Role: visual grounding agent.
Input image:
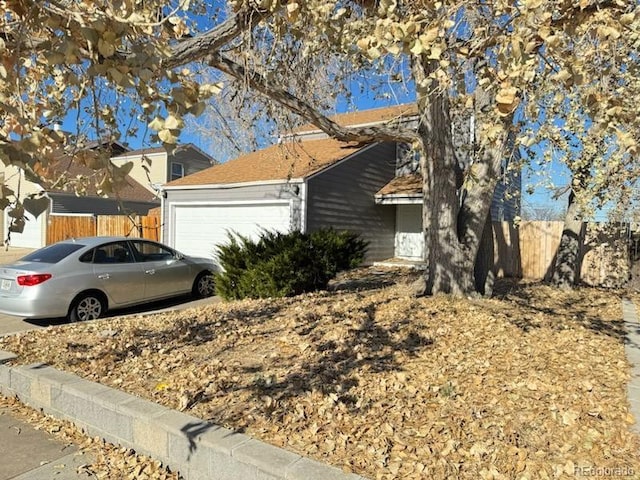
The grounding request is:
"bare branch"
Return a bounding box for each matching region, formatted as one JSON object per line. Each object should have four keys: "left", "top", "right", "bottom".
{"left": 207, "top": 52, "right": 419, "bottom": 145}
{"left": 163, "top": 7, "right": 273, "bottom": 70}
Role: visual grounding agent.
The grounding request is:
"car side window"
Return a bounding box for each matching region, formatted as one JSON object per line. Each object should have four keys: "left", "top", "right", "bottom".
{"left": 79, "top": 251, "right": 94, "bottom": 263}
{"left": 130, "top": 241, "right": 175, "bottom": 262}
{"left": 84, "top": 242, "right": 135, "bottom": 264}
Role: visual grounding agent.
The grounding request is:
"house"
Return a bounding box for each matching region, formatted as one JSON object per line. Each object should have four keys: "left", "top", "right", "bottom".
{"left": 3, "top": 159, "right": 160, "bottom": 249}
{"left": 2, "top": 142, "right": 216, "bottom": 249}
{"left": 160, "top": 105, "right": 520, "bottom": 264}
{"left": 110, "top": 144, "right": 216, "bottom": 195}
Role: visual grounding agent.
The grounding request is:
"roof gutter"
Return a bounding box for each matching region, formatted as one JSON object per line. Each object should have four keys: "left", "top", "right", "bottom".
{"left": 374, "top": 194, "right": 422, "bottom": 205}
{"left": 162, "top": 178, "right": 305, "bottom": 191}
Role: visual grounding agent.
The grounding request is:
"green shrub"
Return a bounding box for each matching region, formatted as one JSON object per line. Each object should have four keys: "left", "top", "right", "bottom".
{"left": 214, "top": 228, "right": 367, "bottom": 300}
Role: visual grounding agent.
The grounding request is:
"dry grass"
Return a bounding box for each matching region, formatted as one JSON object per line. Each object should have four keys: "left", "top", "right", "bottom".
{"left": 2, "top": 268, "right": 639, "bottom": 479}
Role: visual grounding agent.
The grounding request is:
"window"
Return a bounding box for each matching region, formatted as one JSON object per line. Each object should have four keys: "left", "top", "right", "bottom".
{"left": 170, "top": 162, "right": 184, "bottom": 181}
{"left": 130, "top": 240, "right": 175, "bottom": 262}
{"left": 81, "top": 242, "right": 134, "bottom": 264}
{"left": 22, "top": 243, "right": 85, "bottom": 264}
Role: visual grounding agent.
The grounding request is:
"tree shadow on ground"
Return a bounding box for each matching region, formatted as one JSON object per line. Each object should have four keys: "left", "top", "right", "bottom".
{"left": 221, "top": 298, "right": 433, "bottom": 425}
{"left": 328, "top": 267, "right": 422, "bottom": 293}
{"left": 64, "top": 302, "right": 287, "bottom": 366}
{"left": 490, "top": 279, "right": 629, "bottom": 342}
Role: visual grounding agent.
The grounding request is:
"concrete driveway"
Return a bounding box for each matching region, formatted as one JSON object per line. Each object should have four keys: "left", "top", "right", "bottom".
{"left": 0, "top": 246, "right": 219, "bottom": 336}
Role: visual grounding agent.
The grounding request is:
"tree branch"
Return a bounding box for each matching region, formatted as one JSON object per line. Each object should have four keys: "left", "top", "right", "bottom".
{"left": 207, "top": 52, "right": 419, "bottom": 145}
{"left": 163, "top": 6, "right": 273, "bottom": 70}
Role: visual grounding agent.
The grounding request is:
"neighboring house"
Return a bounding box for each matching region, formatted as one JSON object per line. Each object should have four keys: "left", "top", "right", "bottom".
{"left": 3, "top": 156, "right": 159, "bottom": 249}
{"left": 161, "top": 105, "right": 520, "bottom": 264}
{"left": 2, "top": 142, "right": 215, "bottom": 249}
{"left": 110, "top": 144, "right": 216, "bottom": 195}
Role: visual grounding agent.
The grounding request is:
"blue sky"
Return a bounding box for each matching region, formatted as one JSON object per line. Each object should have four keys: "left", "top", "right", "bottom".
{"left": 53, "top": 3, "right": 577, "bottom": 217}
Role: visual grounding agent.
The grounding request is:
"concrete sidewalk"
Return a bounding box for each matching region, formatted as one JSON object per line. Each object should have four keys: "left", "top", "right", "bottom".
{"left": 0, "top": 406, "right": 93, "bottom": 479}
{"left": 623, "top": 299, "right": 640, "bottom": 434}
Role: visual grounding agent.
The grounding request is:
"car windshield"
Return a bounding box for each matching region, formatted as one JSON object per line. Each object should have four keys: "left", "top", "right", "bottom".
{"left": 20, "top": 243, "right": 86, "bottom": 263}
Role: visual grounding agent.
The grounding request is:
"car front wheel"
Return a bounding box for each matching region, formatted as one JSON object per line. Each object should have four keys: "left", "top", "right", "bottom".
{"left": 69, "top": 293, "right": 105, "bottom": 322}
{"left": 193, "top": 271, "right": 215, "bottom": 298}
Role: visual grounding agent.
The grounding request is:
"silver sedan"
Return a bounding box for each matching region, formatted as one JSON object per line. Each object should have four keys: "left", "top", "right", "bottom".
{"left": 0, "top": 236, "right": 217, "bottom": 321}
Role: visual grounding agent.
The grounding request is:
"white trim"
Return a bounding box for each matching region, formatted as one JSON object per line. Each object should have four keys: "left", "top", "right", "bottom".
{"left": 160, "top": 190, "right": 165, "bottom": 244}
{"left": 162, "top": 178, "right": 304, "bottom": 191}
{"left": 303, "top": 143, "right": 379, "bottom": 182}
{"left": 49, "top": 212, "right": 94, "bottom": 217}
{"left": 375, "top": 195, "right": 422, "bottom": 205}
{"left": 169, "top": 199, "right": 291, "bottom": 207}
{"left": 111, "top": 151, "right": 166, "bottom": 162}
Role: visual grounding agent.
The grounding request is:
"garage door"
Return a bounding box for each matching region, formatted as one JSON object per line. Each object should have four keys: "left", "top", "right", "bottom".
{"left": 171, "top": 202, "right": 291, "bottom": 261}
{"left": 4, "top": 211, "right": 45, "bottom": 248}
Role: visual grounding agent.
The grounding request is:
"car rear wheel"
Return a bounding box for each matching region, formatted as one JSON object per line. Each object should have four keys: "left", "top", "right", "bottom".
{"left": 69, "top": 293, "right": 105, "bottom": 322}
{"left": 193, "top": 271, "right": 215, "bottom": 298}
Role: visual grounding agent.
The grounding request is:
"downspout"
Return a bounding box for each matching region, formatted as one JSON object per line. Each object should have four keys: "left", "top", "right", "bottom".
{"left": 159, "top": 187, "right": 166, "bottom": 244}
{"left": 300, "top": 180, "right": 308, "bottom": 233}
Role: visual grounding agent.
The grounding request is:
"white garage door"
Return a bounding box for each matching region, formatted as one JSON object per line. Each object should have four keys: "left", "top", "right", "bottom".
{"left": 171, "top": 202, "right": 291, "bottom": 261}
{"left": 4, "top": 211, "right": 44, "bottom": 248}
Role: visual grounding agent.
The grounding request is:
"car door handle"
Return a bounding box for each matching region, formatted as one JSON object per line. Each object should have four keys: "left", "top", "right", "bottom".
{"left": 145, "top": 269, "right": 156, "bottom": 275}
{"left": 98, "top": 274, "right": 110, "bottom": 280}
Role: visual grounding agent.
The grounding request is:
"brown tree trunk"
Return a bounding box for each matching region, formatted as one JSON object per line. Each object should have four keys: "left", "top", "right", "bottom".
{"left": 417, "top": 72, "right": 472, "bottom": 296}
{"left": 412, "top": 62, "right": 508, "bottom": 297}
{"left": 552, "top": 191, "right": 584, "bottom": 288}
{"left": 474, "top": 211, "right": 496, "bottom": 296}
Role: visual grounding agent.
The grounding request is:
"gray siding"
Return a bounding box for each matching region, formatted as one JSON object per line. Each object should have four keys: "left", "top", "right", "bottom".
{"left": 490, "top": 143, "right": 522, "bottom": 221}
{"left": 51, "top": 194, "right": 159, "bottom": 215}
{"left": 169, "top": 148, "right": 216, "bottom": 180}
{"left": 491, "top": 169, "right": 521, "bottom": 221}
{"left": 306, "top": 142, "right": 397, "bottom": 262}
{"left": 162, "top": 182, "right": 302, "bottom": 241}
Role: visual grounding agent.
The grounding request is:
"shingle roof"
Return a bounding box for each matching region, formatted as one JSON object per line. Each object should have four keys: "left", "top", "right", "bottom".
{"left": 165, "top": 138, "right": 363, "bottom": 187}
{"left": 165, "top": 104, "right": 419, "bottom": 188}
{"left": 295, "top": 104, "right": 418, "bottom": 133}
{"left": 38, "top": 158, "right": 158, "bottom": 203}
{"left": 376, "top": 174, "right": 422, "bottom": 196}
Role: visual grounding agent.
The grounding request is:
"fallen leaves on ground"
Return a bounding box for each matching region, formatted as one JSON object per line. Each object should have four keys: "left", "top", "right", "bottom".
{"left": 0, "top": 395, "right": 178, "bottom": 479}
{"left": 1, "top": 269, "right": 639, "bottom": 479}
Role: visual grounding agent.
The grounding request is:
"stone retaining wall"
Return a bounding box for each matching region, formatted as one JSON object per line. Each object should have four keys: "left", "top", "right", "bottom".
{"left": 0, "top": 351, "right": 363, "bottom": 480}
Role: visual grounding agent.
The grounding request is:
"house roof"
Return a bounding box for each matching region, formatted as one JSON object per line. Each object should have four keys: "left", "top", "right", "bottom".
{"left": 38, "top": 158, "right": 159, "bottom": 203}
{"left": 376, "top": 174, "right": 422, "bottom": 197}
{"left": 111, "top": 146, "right": 166, "bottom": 159}
{"left": 294, "top": 104, "right": 418, "bottom": 134}
{"left": 111, "top": 143, "right": 216, "bottom": 163}
{"left": 164, "top": 138, "right": 363, "bottom": 187}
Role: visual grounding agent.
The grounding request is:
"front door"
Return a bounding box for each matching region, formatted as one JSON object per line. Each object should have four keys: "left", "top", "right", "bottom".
{"left": 395, "top": 204, "right": 424, "bottom": 260}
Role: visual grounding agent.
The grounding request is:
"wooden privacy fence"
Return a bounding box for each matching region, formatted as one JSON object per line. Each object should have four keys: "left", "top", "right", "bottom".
{"left": 45, "top": 215, "right": 627, "bottom": 287}
{"left": 493, "top": 221, "right": 629, "bottom": 287}
{"left": 46, "top": 213, "right": 160, "bottom": 245}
